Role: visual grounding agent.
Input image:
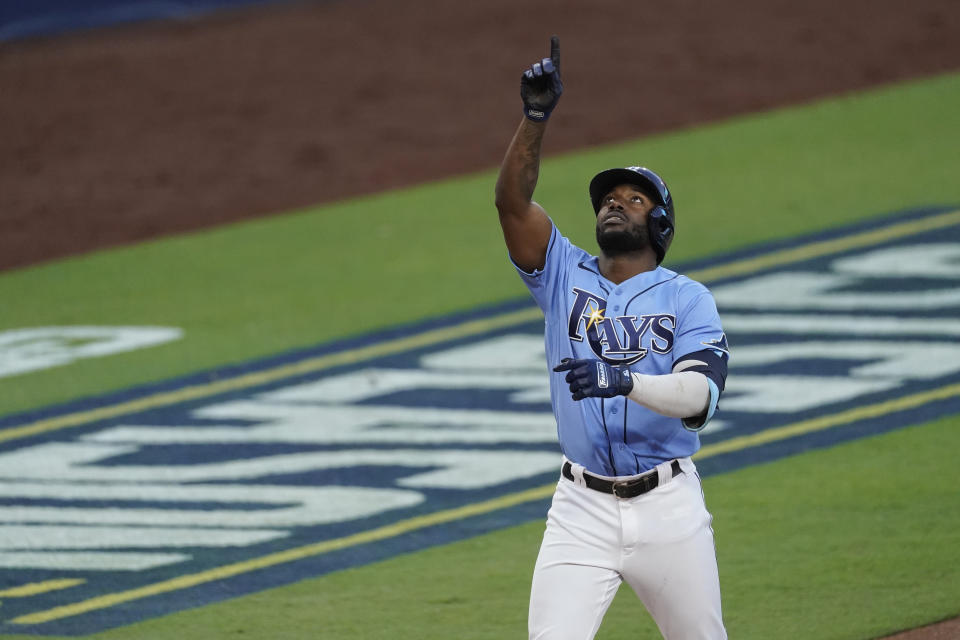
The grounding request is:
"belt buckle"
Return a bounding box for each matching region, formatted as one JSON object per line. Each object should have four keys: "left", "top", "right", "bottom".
{"left": 611, "top": 481, "right": 631, "bottom": 498}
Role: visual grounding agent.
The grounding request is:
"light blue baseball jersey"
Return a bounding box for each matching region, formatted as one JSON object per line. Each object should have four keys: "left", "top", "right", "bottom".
{"left": 516, "top": 224, "right": 728, "bottom": 477}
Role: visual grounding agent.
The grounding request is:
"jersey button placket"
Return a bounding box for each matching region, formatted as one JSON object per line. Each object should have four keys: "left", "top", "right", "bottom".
{"left": 606, "top": 289, "right": 627, "bottom": 470}
{"left": 611, "top": 289, "right": 622, "bottom": 314}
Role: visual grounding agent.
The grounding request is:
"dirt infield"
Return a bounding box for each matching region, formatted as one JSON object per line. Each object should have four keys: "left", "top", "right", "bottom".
{"left": 880, "top": 617, "right": 960, "bottom": 640}
{"left": 2, "top": 0, "right": 959, "bottom": 272}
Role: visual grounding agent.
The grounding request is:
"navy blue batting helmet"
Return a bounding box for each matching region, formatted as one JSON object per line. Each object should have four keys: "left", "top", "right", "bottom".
{"left": 588, "top": 166, "right": 675, "bottom": 264}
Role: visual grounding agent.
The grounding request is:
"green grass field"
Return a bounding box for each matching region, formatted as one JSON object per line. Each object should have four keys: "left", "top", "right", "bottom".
{"left": 2, "top": 71, "right": 959, "bottom": 638}
{"left": 2, "top": 71, "right": 959, "bottom": 418}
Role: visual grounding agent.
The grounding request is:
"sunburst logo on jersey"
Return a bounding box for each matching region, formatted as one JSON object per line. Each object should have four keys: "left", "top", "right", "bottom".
{"left": 584, "top": 303, "right": 605, "bottom": 332}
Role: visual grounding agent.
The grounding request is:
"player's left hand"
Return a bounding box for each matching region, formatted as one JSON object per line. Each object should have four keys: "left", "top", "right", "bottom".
{"left": 520, "top": 35, "right": 563, "bottom": 122}
{"left": 553, "top": 358, "right": 634, "bottom": 400}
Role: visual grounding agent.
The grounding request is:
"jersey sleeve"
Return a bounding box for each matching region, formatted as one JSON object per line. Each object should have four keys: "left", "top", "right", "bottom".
{"left": 673, "top": 280, "right": 731, "bottom": 431}
{"left": 512, "top": 223, "right": 584, "bottom": 313}
{"left": 673, "top": 281, "right": 727, "bottom": 360}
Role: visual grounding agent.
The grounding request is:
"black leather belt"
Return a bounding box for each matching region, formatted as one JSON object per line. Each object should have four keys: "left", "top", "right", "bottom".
{"left": 562, "top": 460, "right": 682, "bottom": 499}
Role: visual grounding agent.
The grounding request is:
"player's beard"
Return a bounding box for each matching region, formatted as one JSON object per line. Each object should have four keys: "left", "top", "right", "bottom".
{"left": 596, "top": 221, "right": 649, "bottom": 257}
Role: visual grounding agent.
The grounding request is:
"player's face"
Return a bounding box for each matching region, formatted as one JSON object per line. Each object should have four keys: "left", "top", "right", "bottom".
{"left": 595, "top": 184, "right": 655, "bottom": 256}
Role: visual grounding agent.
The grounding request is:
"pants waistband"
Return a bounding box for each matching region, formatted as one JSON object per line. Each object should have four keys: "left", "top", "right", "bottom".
{"left": 561, "top": 459, "right": 682, "bottom": 499}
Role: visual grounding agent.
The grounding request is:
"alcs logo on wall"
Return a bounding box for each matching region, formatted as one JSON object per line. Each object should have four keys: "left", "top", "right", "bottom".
{"left": 1, "top": 206, "right": 958, "bottom": 635}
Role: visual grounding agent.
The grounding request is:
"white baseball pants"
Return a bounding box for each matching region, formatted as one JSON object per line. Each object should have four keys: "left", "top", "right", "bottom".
{"left": 528, "top": 458, "right": 726, "bottom": 640}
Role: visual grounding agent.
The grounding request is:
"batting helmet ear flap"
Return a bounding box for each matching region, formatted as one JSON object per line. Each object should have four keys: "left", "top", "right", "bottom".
{"left": 648, "top": 206, "right": 674, "bottom": 264}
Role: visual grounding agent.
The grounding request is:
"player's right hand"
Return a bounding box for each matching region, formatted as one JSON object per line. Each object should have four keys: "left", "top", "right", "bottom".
{"left": 520, "top": 35, "right": 563, "bottom": 122}
{"left": 553, "top": 357, "right": 634, "bottom": 401}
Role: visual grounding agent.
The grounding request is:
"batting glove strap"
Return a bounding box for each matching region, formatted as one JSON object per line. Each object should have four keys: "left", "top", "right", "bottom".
{"left": 553, "top": 358, "right": 634, "bottom": 401}
{"left": 523, "top": 104, "right": 554, "bottom": 122}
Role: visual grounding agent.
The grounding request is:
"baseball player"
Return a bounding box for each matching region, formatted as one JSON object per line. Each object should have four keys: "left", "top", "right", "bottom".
{"left": 495, "top": 36, "right": 730, "bottom": 640}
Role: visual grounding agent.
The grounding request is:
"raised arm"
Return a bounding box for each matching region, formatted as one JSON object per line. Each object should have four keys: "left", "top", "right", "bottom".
{"left": 494, "top": 36, "right": 563, "bottom": 273}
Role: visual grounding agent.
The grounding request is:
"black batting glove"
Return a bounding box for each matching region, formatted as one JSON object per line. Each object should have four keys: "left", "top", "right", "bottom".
{"left": 553, "top": 358, "right": 634, "bottom": 401}
{"left": 521, "top": 35, "right": 563, "bottom": 122}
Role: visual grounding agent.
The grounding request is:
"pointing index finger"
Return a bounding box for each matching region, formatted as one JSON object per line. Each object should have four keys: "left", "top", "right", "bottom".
{"left": 550, "top": 35, "right": 560, "bottom": 73}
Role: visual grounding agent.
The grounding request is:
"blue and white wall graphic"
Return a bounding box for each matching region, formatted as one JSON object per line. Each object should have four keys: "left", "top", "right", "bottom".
{"left": 1, "top": 205, "right": 958, "bottom": 635}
